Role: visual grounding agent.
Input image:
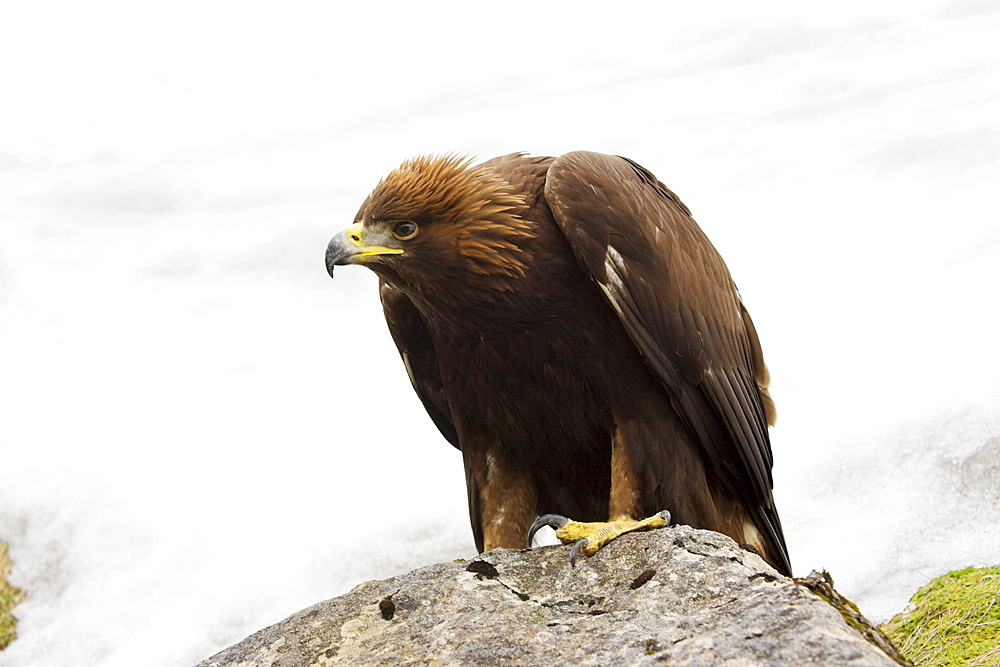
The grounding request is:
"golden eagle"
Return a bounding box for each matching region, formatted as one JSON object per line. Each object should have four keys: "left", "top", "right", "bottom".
{"left": 326, "top": 152, "right": 790, "bottom": 575}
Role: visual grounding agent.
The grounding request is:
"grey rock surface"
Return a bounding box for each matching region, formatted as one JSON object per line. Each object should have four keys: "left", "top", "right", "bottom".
{"left": 197, "top": 525, "right": 900, "bottom": 666}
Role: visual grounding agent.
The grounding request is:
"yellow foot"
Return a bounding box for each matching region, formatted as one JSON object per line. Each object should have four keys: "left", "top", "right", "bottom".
{"left": 529, "top": 510, "right": 671, "bottom": 565}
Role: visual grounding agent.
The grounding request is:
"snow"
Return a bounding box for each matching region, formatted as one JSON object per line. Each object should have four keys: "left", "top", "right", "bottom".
{"left": 1, "top": 1, "right": 999, "bottom": 664}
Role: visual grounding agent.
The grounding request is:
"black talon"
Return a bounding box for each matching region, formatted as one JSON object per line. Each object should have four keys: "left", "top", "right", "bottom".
{"left": 528, "top": 513, "right": 569, "bottom": 546}
{"left": 569, "top": 538, "right": 589, "bottom": 567}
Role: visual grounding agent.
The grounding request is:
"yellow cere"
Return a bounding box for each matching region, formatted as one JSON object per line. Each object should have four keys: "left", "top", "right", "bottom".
{"left": 344, "top": 223, "right": 405, "bottom": 258}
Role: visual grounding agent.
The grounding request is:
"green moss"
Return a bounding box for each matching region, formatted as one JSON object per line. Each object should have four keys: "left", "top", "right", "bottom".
{"left": 1, "top": 541, "right": 25, "bottom": 652}
{"left": 880, "top": 566, "right": 1000, "bottom": 667}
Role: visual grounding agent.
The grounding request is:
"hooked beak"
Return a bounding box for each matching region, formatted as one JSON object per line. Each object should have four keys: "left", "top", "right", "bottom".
{"left": 325, "top": 223, "right": 403, "bottom": 278}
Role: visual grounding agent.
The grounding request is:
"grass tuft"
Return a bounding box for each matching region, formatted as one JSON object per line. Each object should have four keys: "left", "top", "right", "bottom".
{"left": 1, "top": 541, "right": 25, "bottom": 652}
{"left": 880, "top": 566, "right": 1000, "bottom": 667}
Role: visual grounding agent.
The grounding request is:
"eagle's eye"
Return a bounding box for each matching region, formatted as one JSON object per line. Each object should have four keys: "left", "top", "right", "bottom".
{"left": 391, "top": 221, "right": 419, "bottom": 241}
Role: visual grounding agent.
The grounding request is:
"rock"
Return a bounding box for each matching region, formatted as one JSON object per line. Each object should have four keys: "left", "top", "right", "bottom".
{"left": 196, "top": 525, "right": 904, "bottom": 666}
{"left": 796, "top": 570, "right": 911, "bottom": 665}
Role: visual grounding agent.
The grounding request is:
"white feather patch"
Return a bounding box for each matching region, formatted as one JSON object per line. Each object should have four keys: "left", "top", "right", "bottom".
{"left": 603, "top": 246, "right": 628, "bottom": 293}
{"left": 401, "top": 351, "right": 417, "bottom": 387}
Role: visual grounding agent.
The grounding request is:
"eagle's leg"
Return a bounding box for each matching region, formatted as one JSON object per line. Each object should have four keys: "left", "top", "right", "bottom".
{"left": 528, "top": 421, "right": 673, "bottom": 564}
{"left": 474, "top": 444, "right": 540, "bottom": 552}
{"left": 529, "top": 511, "right": 670, "bottom": 565}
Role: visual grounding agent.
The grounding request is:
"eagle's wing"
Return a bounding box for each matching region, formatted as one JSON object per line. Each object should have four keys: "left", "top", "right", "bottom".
{"left": 380, "top": 281, "right": 487, "bottom": 549}
{"left": 544, "top": 151, "right": 789, "bottom": 574}
{"left": 379, "top": 281, "right": 460, "bottom": 450}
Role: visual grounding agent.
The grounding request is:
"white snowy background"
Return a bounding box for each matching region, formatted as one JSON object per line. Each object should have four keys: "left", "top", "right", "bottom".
{"left": 2, "top": 1, "right": 999, "bottom": 665}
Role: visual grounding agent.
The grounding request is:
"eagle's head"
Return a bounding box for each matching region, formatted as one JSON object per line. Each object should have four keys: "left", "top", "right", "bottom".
{"left": 325, "top": 155, "right": 536, "bottom": 303}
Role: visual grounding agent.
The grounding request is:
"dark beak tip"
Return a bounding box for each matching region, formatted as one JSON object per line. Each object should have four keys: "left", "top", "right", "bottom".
{"left": 325, "top": 237, "right": 344, "bottom": 279}
{"left": 324, "top": 251, "right": 336, "bottom": 279}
